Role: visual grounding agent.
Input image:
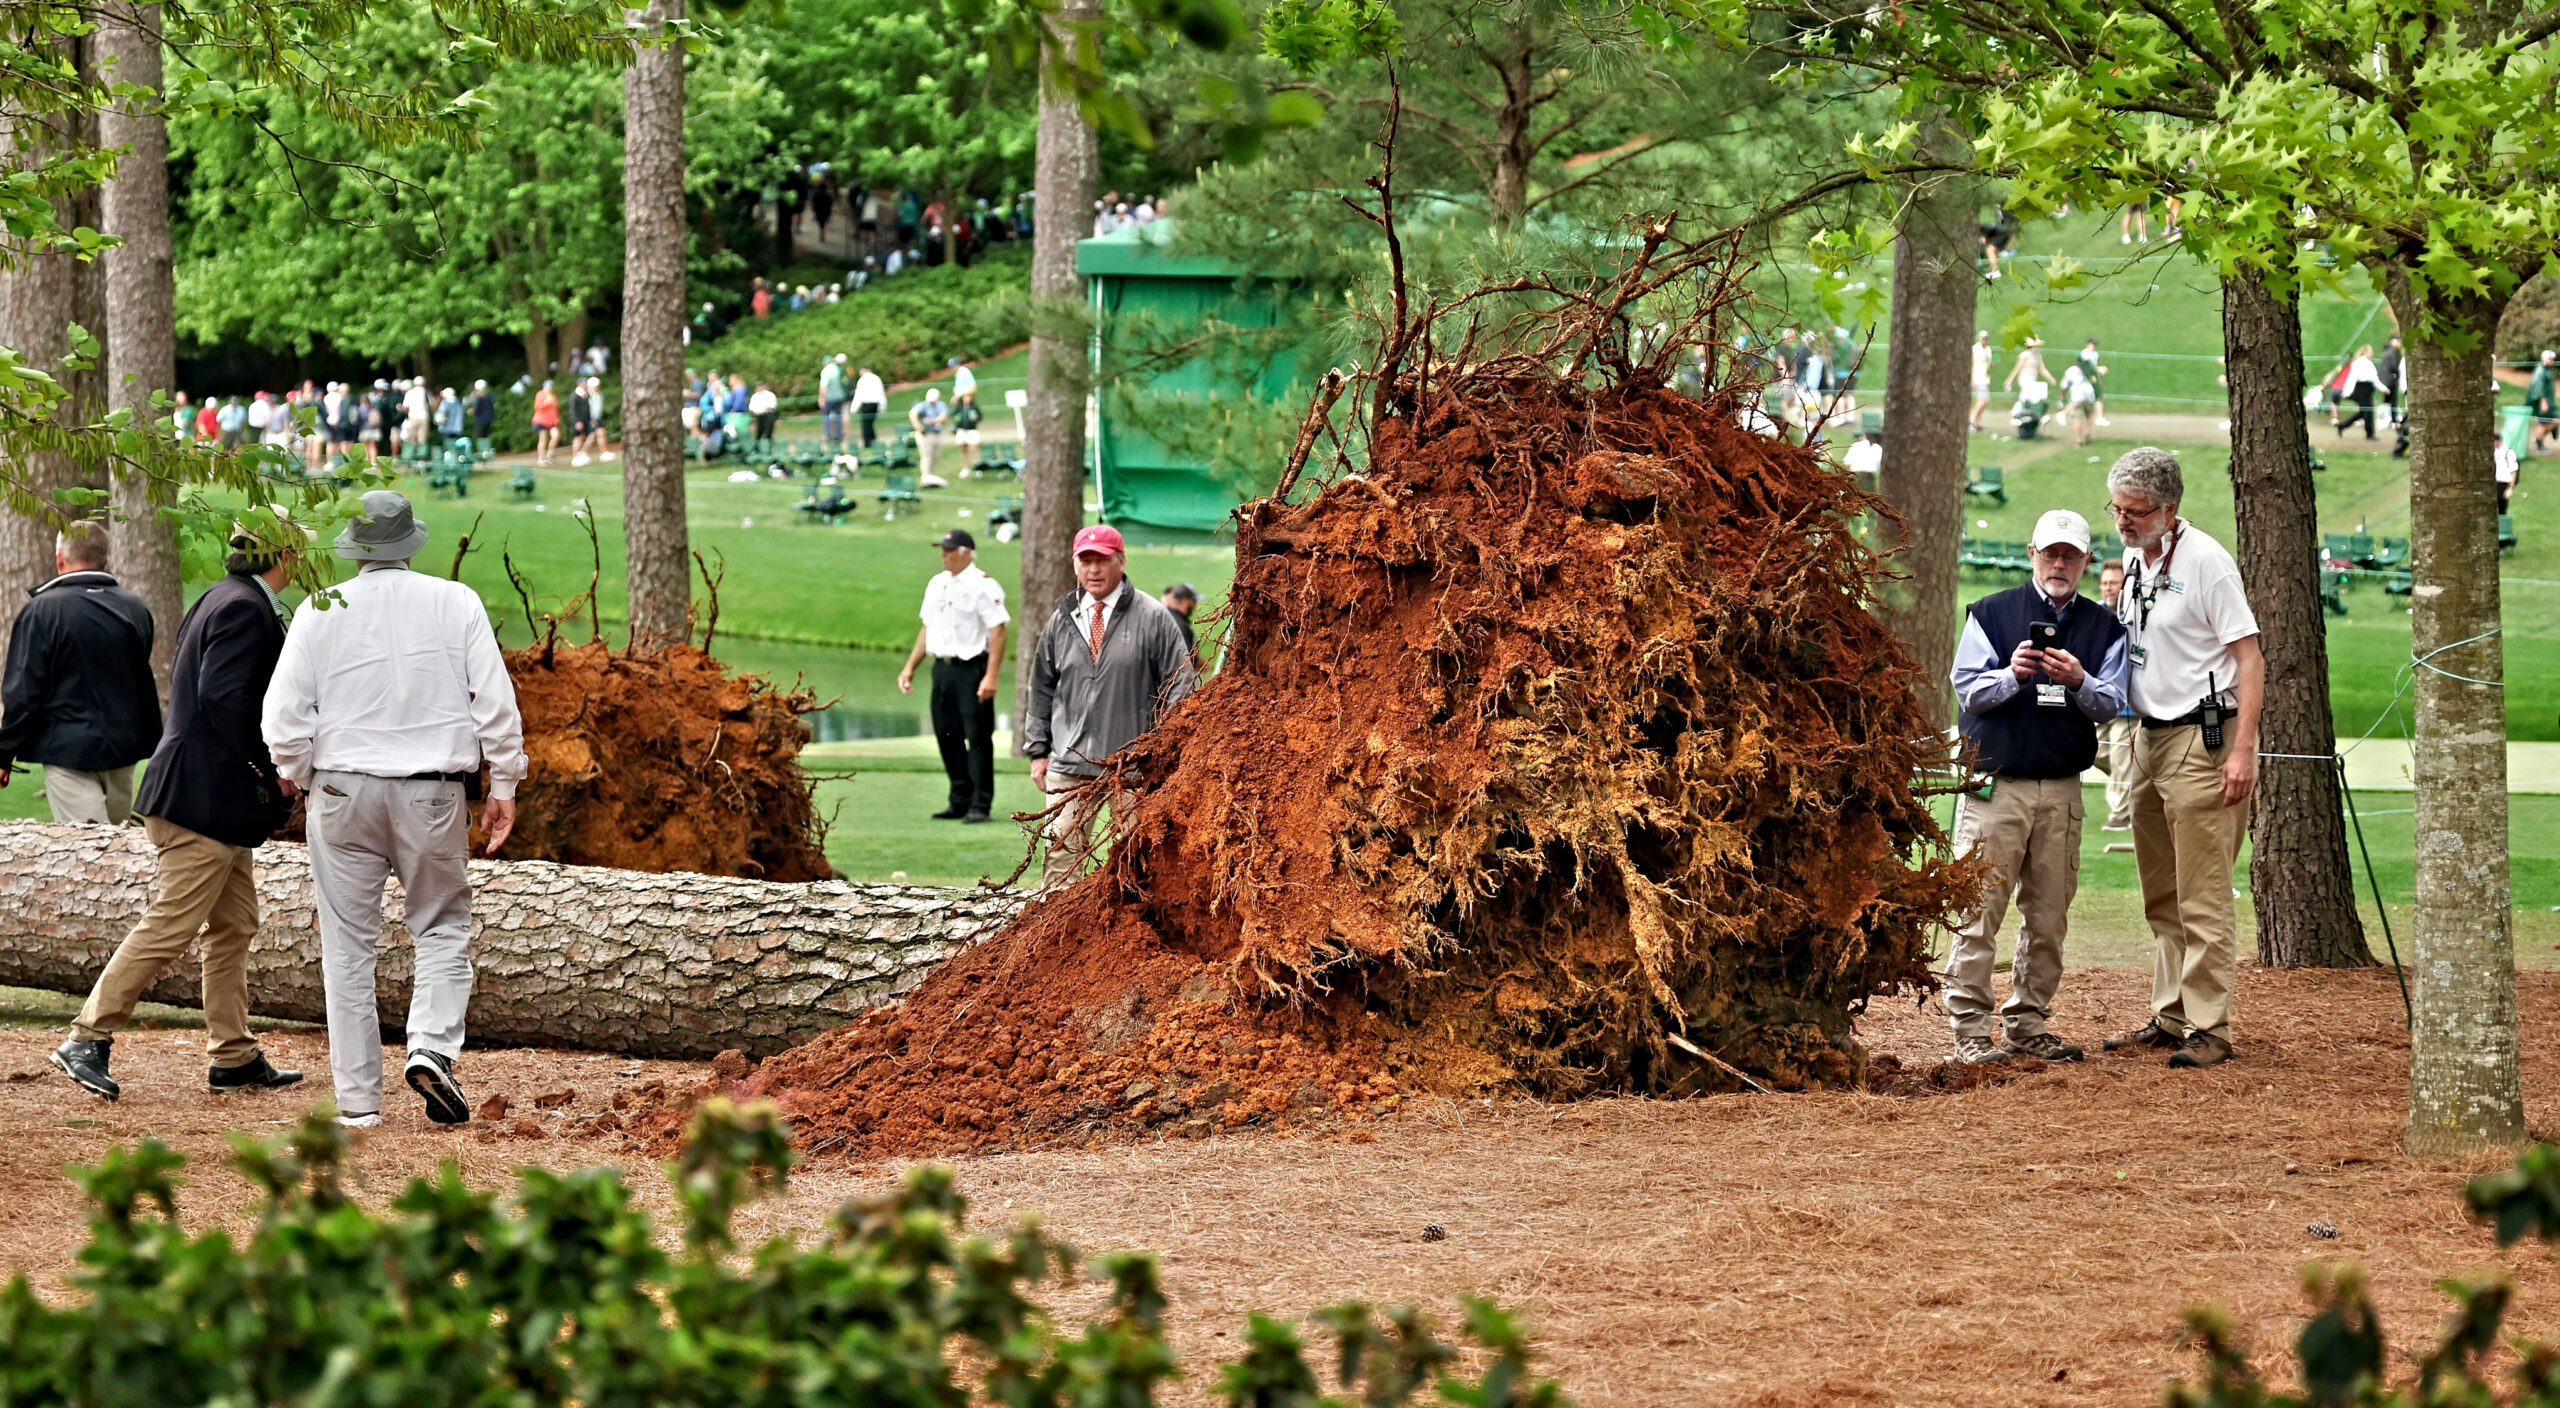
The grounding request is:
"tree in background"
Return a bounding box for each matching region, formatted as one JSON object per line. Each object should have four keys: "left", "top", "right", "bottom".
{"left": 623, "top": 0, "right": 688, "bottom": 647}
{"left": 762, "top": 0, "right": 1036, "bottom": 270}
{"left": 98, "top": 1, "right": 180, "bottom": 694}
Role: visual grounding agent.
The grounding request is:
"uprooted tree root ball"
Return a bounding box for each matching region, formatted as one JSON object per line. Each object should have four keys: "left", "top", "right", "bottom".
{"left": 493, "top": 640, "right": 835, "bottom": 881}
{"left": 643, "top": 231, "right": 1976, "bottom": 1160}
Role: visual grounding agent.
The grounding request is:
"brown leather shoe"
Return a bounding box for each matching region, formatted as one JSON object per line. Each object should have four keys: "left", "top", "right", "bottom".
{"left": 2103, "top": 1018, "right": 2183, "bottom": 1052}
{"left": 2168, "top": 1031, "right": 2235, "bottom": 1068}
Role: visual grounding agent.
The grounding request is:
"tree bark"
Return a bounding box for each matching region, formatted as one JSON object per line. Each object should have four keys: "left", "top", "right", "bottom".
{"left": 557, "top": 306, "right": 589, "bottom": 385}
{"left": 2388, "top": 284, "right": 2524, "bottom": 1155}
{"left": 98, "top": 1, "right": 181, "bottom": 701}
{"left": 522, "top": 306, "right": 553, "bottom": 387}
{"left": 621, "top": 0, "right": 689, "bottom": 647}
{"left": 1875, "top": 121, "right": 1975, "bottom": 729}
{"left": 1015, "top": 6, "right": 1099, "bottom": 745}
{"left": 2222, "top": 269, "right": 2371, "bottom": 967}
{"left": 0, "top": 823, "right": 1020, "bottom": 1058}
{"left": 0, "top": 62, "right": 84, "bottom": 665}
{"left": 1486, "top": 31, "right": 1533, "bottom": 229}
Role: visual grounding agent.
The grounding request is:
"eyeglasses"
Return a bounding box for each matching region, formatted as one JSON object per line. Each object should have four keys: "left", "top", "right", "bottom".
{"left": 2105, "top": 502, "right": 2164, "bottom": 523}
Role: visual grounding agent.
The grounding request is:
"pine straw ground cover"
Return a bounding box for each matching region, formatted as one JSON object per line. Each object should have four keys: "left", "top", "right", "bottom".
{"left": 0, "top": 966, "right": 2554, "bottom": 1404}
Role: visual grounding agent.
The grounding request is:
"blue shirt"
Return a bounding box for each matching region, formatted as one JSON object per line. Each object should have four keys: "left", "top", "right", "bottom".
{"left": 1951, "top": 588, "right": 2129, "bottom": 725}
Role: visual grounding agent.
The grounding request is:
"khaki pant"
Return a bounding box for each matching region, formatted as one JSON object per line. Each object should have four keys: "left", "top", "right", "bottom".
{"left": 44, "top": 764, "right": 135, "bottom": 826}
{"left": 1038, "top": 769, "right": 1133, "bottom": 891}
{"left": 72, "top": 816, "right": 265, "bottom": 1067}
{"left": 2129, "top": 724, "right": 2246, "bottom": 1040}
{"left": 1944, "top": 775, "right": 2082, "bottom": 1041}
{"left": 2094, "top": 716, "right": 2136, "bottom": 828}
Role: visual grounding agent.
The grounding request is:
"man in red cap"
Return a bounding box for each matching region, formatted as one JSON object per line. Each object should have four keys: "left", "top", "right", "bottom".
{"left": 1023, "top": 524, "right": 1198, "bottom": 887}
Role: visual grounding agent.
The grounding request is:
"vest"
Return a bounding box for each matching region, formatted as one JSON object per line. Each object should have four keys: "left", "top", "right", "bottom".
{"left": 1960, "top": 583, "right": 2125, "bottom": 780}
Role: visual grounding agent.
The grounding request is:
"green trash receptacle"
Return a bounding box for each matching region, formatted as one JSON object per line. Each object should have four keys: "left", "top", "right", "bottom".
{"left": 2502, "top": 403, "right": 2532, "bottom": 455}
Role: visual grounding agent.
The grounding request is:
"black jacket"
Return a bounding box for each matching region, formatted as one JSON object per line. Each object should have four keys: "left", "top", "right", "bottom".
{"left": 0, "top": 570, "right": 159, "bottom": 774}
{"left": 135, "top": 572, "right": 293, "bottom": 847}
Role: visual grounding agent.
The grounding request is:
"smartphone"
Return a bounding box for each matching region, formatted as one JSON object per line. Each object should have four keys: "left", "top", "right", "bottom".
{"left": 2029, "top": 621, "right": 2059, "bottom": 649}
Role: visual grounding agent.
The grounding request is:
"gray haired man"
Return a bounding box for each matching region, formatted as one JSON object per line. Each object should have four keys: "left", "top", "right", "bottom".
{"left": 261, "top": 491, "right": 525, "bottom": 1126}
{"left": 2098, "top": 448, "right": 2262, "bottom": 1070}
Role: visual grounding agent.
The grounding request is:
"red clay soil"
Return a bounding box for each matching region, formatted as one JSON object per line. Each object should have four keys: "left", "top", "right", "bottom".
{"left": 494, "top": 640, "right": 833, "bottom": 881}
{"left": 644, "top": 262, "right": 1975, "bottom": 1161}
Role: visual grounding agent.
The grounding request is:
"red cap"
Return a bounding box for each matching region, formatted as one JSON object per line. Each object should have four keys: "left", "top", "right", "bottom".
{"left": 1072, "top": 524, "right": 1126, "bottom": 557}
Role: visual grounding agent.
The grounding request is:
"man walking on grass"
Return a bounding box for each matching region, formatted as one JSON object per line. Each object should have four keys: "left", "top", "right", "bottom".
{"left": 0, "top": 521, "right": 159, "bottom": 825}
{"left": 50, "top": 519, "right": 308, "bottom": 1101}
{"left": 898, "top": 529, "right": 1008, "bottom": 824}
{"left": 1024, "top": 526, "right": 1198, "bottom": 889}
{"left": 261, "top": 491, "right": 524, "bottom": 1128}
{"left": 1944, "top": 509, "right": 2128, "bottom": 1066}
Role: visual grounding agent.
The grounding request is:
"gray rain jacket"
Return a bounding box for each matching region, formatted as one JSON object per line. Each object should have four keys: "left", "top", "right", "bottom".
{"left": 1023, "top": 582, "right": 1198, "bottom": 777}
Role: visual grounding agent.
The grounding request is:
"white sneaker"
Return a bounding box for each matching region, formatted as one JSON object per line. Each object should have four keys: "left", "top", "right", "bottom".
{"left": 2095, "top": 417, "right": 2111, "bottom": 426}
{"left": 571, "top": 452, "right": 591, "bottom": 467}
{"left": 601, "top": 451, "right": 617, "bottom": 461}
{"left": 337, "top": 1112, "right": 381, "bottom": 1128}
{"left": 2121, "top": 232, "right": 2132, "bottom": 244}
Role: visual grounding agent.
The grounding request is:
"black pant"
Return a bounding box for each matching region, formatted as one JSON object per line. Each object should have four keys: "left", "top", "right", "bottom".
{"left": 2340, "top": 392, "right": 2375, "bottom": 439}
{"left": 930, "top": 655, "right": 996, "bottom": 815}
{"left": 857, "top": 403, "right": 881, "bottom": 446}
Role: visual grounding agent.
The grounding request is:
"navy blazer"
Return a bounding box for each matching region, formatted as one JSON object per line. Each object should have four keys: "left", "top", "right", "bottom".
{"left": 135, "top": 572, "right": 292, "bottom": 847}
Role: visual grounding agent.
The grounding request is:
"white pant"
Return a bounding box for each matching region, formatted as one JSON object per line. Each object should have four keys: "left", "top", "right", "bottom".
{"left": 306, "top": 770, "right": 476, "bottom": 1116}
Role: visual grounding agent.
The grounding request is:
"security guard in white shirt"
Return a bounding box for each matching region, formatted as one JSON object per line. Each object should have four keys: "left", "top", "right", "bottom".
{"left": 261, "top": 491, "right": 525, "bottom": 1128}
{"left": 898, "top": 529, "right": 1009, "bottom": 822}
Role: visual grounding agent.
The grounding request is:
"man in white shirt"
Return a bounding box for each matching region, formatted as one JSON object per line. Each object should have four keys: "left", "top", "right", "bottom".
{"left": 897, "top": 528, "right": 1009, "bottom": 822}
{"left": 401, "top": 379, "right": 431, "bottom": 448}
{"left": 852, "top": 364, "right": 888, "bottom": 448}
{"left": 261, "top": 491, "right": 525, "bottom": 1128}
{"left": 2097, "top": 447, "right": 2263, "bottom": 1070}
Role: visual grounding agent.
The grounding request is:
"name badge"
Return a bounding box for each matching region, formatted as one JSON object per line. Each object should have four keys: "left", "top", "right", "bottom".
{"left": 2036, "top": 683, "right": 2068, "bottom": 708}
{"left": 2128, "top": 642, "right": 2149, "bottom": 669}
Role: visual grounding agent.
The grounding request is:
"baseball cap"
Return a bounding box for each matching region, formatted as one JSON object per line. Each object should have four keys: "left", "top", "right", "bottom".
{"left": 1072, "top": 524, "right": 1125, "bottom": 557}
{"left": 934, "top": 528, "right": 976, "bottom": 550}
{"left": 2030, "top": 509, "right": 2093, "bottom": 553}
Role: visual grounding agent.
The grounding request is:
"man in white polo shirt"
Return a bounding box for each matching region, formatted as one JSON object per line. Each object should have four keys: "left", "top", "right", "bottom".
{"left": 898, "top": 529, "right": 1008, "bottom": 823}
{"left": 2098, "top": 447, "right": 2263, "bottom": 1069}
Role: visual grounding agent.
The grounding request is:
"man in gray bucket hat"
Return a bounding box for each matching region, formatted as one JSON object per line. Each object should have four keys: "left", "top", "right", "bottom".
{"left": 261, "top": 490, "right": 525, "bottom": 1128}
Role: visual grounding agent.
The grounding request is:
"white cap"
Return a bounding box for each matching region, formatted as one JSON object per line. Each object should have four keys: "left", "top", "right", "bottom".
{"left": 2030, "top": 509, "right": 2093, "bottom": 553}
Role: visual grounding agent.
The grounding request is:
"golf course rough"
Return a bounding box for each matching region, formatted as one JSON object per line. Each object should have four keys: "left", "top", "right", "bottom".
{"left": 646, "top": 312, "right": 1977, "bottom": 1157}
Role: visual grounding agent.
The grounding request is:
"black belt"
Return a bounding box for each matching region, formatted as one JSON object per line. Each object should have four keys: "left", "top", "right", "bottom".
{"left": 2139, "top": 710, "right": 2208, "bottom": 730}
{"left": 934, "top": 653, "right": 987, "bottom": 665}
{"left": 406, "top": 769, "right": 483, "bottom": 800}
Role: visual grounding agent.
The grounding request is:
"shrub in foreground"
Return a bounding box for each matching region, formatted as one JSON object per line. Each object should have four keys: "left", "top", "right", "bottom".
{"left": 0, "top": 1100, "right": 1565, "bottom": 1408}
{"left": 2168, "top": 1143, "right": 2560, "bottom": 1406}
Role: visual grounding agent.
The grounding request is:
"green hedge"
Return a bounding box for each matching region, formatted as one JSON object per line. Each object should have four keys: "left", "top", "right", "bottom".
{"left": 0, "top": 1100, "right": 1571, "bottom": 1408}
{"left": 697, "top": 246, "right": 1032, "bottom": 396}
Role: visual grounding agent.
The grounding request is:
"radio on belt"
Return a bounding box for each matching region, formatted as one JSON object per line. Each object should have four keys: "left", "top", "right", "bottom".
{"left": 2199, "top": 670, "right": 2224, "bottom": 751}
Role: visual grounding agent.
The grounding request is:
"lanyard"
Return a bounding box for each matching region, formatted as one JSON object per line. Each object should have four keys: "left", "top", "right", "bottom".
{"left": 2124, "top": 521, "right": 2181, "bottom": 631}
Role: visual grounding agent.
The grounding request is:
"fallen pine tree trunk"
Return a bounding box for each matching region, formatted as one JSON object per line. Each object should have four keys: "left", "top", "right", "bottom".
{"left": 0, "top": 823, "right": 1021, "bottom": 1059}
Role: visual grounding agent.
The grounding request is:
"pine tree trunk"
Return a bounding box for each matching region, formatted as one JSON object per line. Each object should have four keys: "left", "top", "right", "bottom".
{"left": 0, "top": 823, "right": 1020, "bottom": 1058}
{"left": 0, "top": 74, "right": 83, "bottom": 664}
{"left": 2391, "top": 284, "right": 2523, "bottom": 1155}
{"left": 98, "top": 1, "right": 181, "bottom": 701}
{"left": 2222, "top": 269, "right": 2371, "bottom": 967}
{"left": 1875, "top": 122, "right": 1974, "bottom": 729}
{"left": 1015, "top": 5, "right": 1099, "bottom": 746}
{"left": 620, "top": 0, "right": 690, "bottom": 647}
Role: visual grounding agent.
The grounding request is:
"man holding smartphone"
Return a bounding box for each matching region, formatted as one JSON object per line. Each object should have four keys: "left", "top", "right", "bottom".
{"left": 1944, "top": 509, "right": 2129, "bottom": 1065}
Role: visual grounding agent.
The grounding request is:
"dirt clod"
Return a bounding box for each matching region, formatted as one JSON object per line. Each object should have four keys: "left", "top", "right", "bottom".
{"left": 531, "top": 1089, "right": 576, "bottom": 1110}
{"left": 496, "top": 641, "right": 831, "bottom": 880}
{"left": 710, "top": 1050, "right": 752, "bottom": 1081}
{"left": 475, "top": 1093, "right": 510, "bottom": 1121}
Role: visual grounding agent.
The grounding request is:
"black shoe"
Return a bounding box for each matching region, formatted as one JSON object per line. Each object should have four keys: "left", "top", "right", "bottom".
{"left": 928, "top": 807, "right": 968, "bottom": 821}
{"left": 50, "top": 1038, "right": 118, "bottom": 1101}
{"left": 2103, "top": 1018, "right": 2184, "bottom": 1052}
{"left": 962, "top": 811, "right": 992, "bottom": 824}
{"left": 404, "top": 1049, "right": 472, "bottom": 1125}
{"left": 210, "top": 1053, "right": 304, "bottom": 1091}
